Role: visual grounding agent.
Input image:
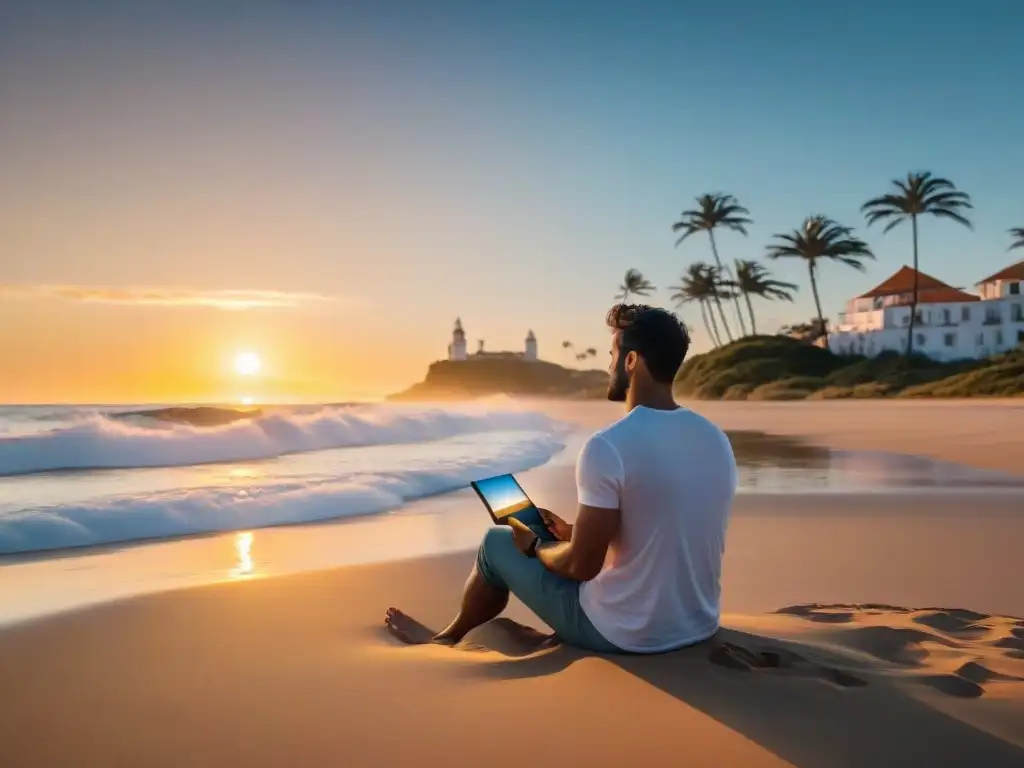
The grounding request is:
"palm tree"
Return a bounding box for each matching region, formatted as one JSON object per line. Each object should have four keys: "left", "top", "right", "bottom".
{"left": 730, "top": 259, "right": 799, "bottom": 335}
{"left": 766, "top": 216, "right": 874, "bottom": 345}
{"left": 616, "top": 268, "right": 655, "bottom": 302}
{"left": 672, "top": 193, "right": 753, "bottom": 340}
{"left": 669, "top": 262, "right": 731, "bottom": 347}
{"left": 861, "top": 172, "right": 973, "bottom": 355}
{"left": 1009, "top": 226, "right": 1024, "bottom": 251}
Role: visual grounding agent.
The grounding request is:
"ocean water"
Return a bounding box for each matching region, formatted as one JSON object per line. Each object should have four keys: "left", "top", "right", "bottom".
{"left": 3, "top": 403, "right": 1023, "bottom": 560}
{"left": 3, "top": 402, "right": 1024, "bottom": 626}
{"left": 0, "top": 402, "right": 570, "bottom": 555}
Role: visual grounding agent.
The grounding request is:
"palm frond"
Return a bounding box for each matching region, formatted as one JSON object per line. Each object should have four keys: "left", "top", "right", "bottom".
{"left": 668, "top": 261, "right": 735, "bottom": 306}
{"left": 862, "top": 171, "right": 973, "bottom": 230}
{"left": 672, "top": 192, "right": 753, "bottom": 247}
{"left": 1009, "top": 227, "right": 1024, "bottom": 251}
{"left": 732, "top": 258, "right": 799, "bottom": 300}
{"left": 766, "top": 215, "right": 874, "bottom": 269}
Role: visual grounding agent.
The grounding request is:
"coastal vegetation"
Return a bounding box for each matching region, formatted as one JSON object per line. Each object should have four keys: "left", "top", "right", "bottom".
{"left": 673, "top": 336, "right": 1024, "bottom": 400}
{"left": 388, "top": 357, "right": 608, "bottom": 401}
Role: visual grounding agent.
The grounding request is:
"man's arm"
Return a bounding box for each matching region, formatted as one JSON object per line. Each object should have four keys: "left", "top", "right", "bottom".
{"left": 535, "top": 503, "right": 620, "bottom": 581}
{"left": 536, "top": 433, "right": 623, "bottom": 581}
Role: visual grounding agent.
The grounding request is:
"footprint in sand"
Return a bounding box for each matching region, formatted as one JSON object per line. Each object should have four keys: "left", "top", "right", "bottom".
{"left": 708, "top": 641, "right": 867, "bottom": 688}
{"left": 775, "top": 604, "right": 856, "bottom": 624}
{"left": 772, "top": 603, "right": 1024, "bottom": 699}
{"left": 994, "top": 629, "right": 1024, "bottom": 659}
{"left": 912, "top": 609, "right": 990, "bottom": 636}
{"left": 920, "top": 662, "right": 1024, "bottom": 699}
{"left": 842, "top": 625, "right": 962, "bottom": 666}
{"left": 465, "top": 618, "right": 561, "bottom": 656}
{"left": 920, "top": 674, "right": 985, "bottom": 698}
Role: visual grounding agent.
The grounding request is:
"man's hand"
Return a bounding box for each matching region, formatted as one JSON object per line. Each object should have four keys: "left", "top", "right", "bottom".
{"left": 538, "top": 508, "right": 572, "bottom": 542}
{"left": 508, "top": 518, "right": 538, "bottom": 554}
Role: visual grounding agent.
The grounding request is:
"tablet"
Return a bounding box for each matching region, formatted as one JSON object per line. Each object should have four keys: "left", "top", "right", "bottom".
{"left": 470, "top": 473, "right": 553, "bottom": 538}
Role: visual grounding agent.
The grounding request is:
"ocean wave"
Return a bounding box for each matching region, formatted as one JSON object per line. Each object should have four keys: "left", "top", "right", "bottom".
{"left": 0, "top": 429, "right": 565, "bottom": 554}
{"left": 111, "top": 406, "right": 266, "bottom": 427}
{"left": 0, "top": 403, "right": 563, "bottom": 477}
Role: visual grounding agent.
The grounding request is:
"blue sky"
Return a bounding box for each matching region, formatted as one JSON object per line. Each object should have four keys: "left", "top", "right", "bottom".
{"left": 1, "top": 1, "right": 1022, "bottom": 399}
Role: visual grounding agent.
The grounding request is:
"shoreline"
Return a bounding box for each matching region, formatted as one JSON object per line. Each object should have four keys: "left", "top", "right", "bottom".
{"left": 2, "top": 399, "right": 1024, "bottom": 766}
{"left": 3, "top": 487, "right": 1023, "bottom": 627}
{"left": 4, "top": 399, "right": 1024, "bottom": 626}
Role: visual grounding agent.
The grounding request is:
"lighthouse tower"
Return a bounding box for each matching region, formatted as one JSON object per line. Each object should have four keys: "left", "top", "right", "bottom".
{"left": 448, "top": 318, "right": 468, "bottom": 361}
{"left": 524, "top": 329, "right": 538, "bottom": 361}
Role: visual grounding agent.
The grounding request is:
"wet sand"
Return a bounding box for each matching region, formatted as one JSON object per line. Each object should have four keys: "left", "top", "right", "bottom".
{"left": 554, "top": 398, "right": 1024, "bottom": 477}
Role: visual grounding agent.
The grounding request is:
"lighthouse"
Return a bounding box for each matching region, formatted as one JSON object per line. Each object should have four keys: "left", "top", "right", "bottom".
{"left": 524, "top": 330, "right": 538, "bottom": 361}
{"left": 448, "top": 318, "right": 468, "bottom": 361}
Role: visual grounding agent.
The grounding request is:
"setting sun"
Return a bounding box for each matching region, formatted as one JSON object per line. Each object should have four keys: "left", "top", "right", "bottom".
{"left": 234, "top": 352, "right": 262, "bottom": 377}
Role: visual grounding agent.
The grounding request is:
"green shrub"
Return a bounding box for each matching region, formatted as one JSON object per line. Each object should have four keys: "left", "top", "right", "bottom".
{"left": 851, "top": 381, "right": 897, "bottom": 398}
{"left": 807, "top": 385, "right": 855, "bottom": 400}
{"left": 721, "top": 383, "right": 753, "bottom": 400}
{"left": 900, "top": 357, "right": 1024, "bottom": 397}
{"left": 675, "top": 336, "right": 842, "bottom": 398}
{"left": 673, "top": 335, "right": 1022, "bottom": 400}
{"left": 747, "top": 376, "right": 824, "bottom": 401}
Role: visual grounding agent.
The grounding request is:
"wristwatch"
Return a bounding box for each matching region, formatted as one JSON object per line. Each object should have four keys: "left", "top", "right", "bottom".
{"left": 525, "top": 535, "right": 540, "bottom": 558}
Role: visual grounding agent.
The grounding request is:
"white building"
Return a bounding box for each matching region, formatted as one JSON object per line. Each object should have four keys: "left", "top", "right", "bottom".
{"left": 830, "top": 260, "right": 1024, "bottom": 360}
{"left": 446, "top": 318, "right": 539, "bottom": 362}
{"left": 447, "top": 317, "right": 468, "bottom": 361}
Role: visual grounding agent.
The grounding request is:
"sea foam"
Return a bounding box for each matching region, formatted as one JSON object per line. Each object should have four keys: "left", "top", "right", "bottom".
{"left": 0, "top": 403, "right": 570, "bottom": 554}
{"left": 0, "top": 403, "right": 561, "bottom": 477}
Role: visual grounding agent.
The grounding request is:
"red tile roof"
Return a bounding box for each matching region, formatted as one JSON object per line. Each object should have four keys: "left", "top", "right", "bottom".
{"left": 879, "top": 287, "right": 980, "bottom": 305}
{"left": 977, "top": 259, "right": 1024, "bottom": 284}
{"left": 857, "top": 266, "right": 955, "bottom": 298}
{"left": 915, "top": 288, "right": 980, "bottom": 304}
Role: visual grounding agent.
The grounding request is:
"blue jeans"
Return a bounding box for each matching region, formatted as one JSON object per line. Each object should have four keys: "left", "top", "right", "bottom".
{"left": 475, "top": 526, "right": 622, "bottom": 654}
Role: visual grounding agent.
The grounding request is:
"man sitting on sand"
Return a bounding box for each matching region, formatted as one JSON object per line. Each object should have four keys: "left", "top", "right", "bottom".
{"left": 385, "top": 304, "right": 737, "bottom": 653}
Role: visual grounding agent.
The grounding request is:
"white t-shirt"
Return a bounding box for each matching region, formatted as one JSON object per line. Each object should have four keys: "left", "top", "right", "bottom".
{"left": 577, "top": 406, "right": 737, "bottom": 653}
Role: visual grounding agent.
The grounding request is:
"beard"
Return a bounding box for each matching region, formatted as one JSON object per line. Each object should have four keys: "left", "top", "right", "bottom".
{"left": 606, "top": 358, "right": 629, "bottom": 402}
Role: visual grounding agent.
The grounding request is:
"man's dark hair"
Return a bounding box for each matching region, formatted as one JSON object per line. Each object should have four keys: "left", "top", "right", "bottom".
{"left": 606, "top": 303, "right": 691, "bottom": 384}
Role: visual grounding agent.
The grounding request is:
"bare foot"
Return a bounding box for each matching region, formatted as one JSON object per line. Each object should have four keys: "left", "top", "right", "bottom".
{"left": 384, "top": 608, "right": 449, "bottom": 645}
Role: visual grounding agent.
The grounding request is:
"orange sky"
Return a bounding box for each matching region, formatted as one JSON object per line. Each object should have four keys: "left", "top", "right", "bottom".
{"left": 0, "top": 295, "right": 440, "bottom": 403}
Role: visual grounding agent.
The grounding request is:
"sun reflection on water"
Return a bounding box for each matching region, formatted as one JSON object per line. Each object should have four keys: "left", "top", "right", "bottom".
{"left": 230, "top": 531, "right": 255, "bottom": 579}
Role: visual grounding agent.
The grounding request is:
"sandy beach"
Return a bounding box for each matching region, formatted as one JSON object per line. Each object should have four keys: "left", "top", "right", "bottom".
{"left": 1, "top": 399, "right": 1023, "bottom": 767}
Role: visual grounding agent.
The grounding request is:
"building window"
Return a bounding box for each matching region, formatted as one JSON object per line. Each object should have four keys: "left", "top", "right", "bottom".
{"left": 961, "top": 306, "right": 971, "bottom": 322}
{"left": 976, "top": 333, "right": 984, "bottom": 345}
{"left": 943, "top": 333, "right": 955, "bottom": 347}
{"left": 1013, "top": 304, "right": 1023, "bottom": 322}
{"left": 1011, "top": 282, "right": 1021, "bottom": 296}
{"left": 942, "top": 309, "right": 951, "bottom": 325}
{"left": 915, "top": 333, "right": 926, "bottom": 347}
{"left": 996, "top": 330, "right": 1004, "bottom": 346}
{"left": 902, "top": 315, "right": 909, "bottom": 326}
